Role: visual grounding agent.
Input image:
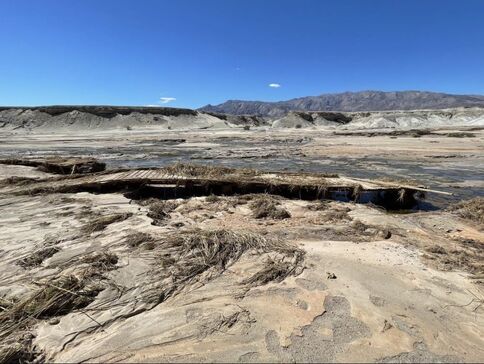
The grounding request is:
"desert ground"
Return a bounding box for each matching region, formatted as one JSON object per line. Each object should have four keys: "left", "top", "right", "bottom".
{"left": 0, "top": 108, "right": 483, "bottom": 363}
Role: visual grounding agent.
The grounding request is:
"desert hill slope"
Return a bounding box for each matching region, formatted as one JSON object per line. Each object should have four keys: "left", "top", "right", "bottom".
{"left": 1, "top": 105, "right": 484, "bottom": 132}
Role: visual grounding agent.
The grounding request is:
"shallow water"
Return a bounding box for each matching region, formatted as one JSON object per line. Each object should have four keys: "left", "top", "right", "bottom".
{"left": 105, "top": 154, "right": 482, "bottom": 209}
{"left": 1, "top": 135, "right": 481, "bottom": 208}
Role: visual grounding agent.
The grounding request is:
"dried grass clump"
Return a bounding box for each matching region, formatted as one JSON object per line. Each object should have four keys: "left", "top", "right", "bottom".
{"left": 163, "top": 163, "right": 259, "bottom": 179}
{"left": 0, "top": 344, "right": 33, "bottom": 364}
{"left": 205, "top": 194, "right": 220, "bottom": 203}
{"left": 243, "top": 258, "right": 302, "bottom": 287}
{"left": 421, "top": 237, "right": 484, "bottom": 275}
{"left": 163, "top": 163, "right": 236, "bottom": 178}
{"left": 0, "top": 275, "right": 101, "bottom": 341}
{"left": 150, "top": 229, "right": 304, "bottom": 302}
{"left": 17, "top": 246, "right": 60, "bottom": 268}
{"left": 445, "top": 132, "right": 475, "bottom": 138}
{"left": 319, "top": 207, "right": 351, "bottom": 223}
{"left": 82, "top": 252, "right": 118, "bottom": 271}
{"left": 0, "top": 334, "right": 43, "bottom": 364}
{"left": 125, "top": 231, "right": 154, "bottom": 248}
{"left": 307, "top": 200, "right": 331, "bottom": 211}
{"left": 428, "top": 249, "right": 483, "bottom": 275}
{"left": 350, "top": 219, "right": 369, "bottom": 232}
{"left": 147, "top": 200, "right": 178, "bottom": 225}
{"left": 425, "top": 245, "right": 447, "bottom": 254}
{"left": 448, "top": 197, "right": 483, "bottom": 225}
{"left": 82, "top": 213, "right": 132, "bottom": 234}
{"left": 233, "top": 194, "right": 261, "bottom": 205}
{"left": 249, "top": 195, "right": 291, "bottom": 219}
{"left": 0, "top": 176, "right": 37, "bottom": 187}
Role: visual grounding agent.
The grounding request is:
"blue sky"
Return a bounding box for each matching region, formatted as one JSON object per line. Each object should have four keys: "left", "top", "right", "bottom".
{"left": 1, "top": 0, "right": 484, "bottom": 108}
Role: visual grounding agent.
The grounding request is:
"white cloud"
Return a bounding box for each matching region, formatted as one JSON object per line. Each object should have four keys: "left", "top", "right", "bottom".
{"left": 144, "top": 104, "right": 159, "bottom": 107}
{"left": 159, "top": 97, "right": 176, "bottom": 104}
{"left": 269, "top": 83, "right": 281, "bottom": 88}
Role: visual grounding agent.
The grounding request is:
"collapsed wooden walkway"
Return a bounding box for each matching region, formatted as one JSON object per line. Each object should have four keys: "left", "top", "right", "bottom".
{"left": 0, "top": 163, "right": 450, "bottom": 209}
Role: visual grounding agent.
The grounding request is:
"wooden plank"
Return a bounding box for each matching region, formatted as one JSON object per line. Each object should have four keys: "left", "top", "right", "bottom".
{"left": 347, "top": 177, "right": 453, "bottom": 196}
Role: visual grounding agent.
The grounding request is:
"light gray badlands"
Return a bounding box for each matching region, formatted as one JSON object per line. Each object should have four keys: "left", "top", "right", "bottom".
{"left": 1, "top": 105, "right": 484, "bottom": 132}
{"left": 0, "top": 105, "right": 482, "bottom": 363}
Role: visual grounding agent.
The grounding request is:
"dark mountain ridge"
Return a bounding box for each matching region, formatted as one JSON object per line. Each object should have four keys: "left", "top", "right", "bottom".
{"left": 199, "top": 90, "right": 484, "bottom": 116}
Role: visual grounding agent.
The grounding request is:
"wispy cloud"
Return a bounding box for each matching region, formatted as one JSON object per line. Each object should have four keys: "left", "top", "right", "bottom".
{"left": 159, "top": 97, "right": 176, "bottom": 104}
{"left": 269, "top": 83, "right": 281, "bottom": 88}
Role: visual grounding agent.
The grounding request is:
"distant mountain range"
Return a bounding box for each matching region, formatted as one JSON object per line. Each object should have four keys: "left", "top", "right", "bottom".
{"left": 199, "top": 91, "right": 484, "bottom": 116}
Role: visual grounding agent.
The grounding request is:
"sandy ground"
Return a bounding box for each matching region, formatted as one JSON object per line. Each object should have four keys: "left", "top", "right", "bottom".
{"left": 0, "top": 127, "right": 483, "bottom": 363}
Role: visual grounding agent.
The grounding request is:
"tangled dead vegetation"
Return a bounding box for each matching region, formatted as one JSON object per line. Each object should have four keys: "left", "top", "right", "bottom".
{"left": 17, "top": 246, "right": 60, "bottom": 268}
{"left": 162, "top": 163, "right": 259, "bottom": 180}
{"left": 300, "top": 204, "right": 392, "bottom": 241}
{"left": 146, "top": 229, "right": 304, "bottom": 303}
{"left": 318, "top": 206, "right": 352, "bottom": 223}
{"left": 0, "top": 275, "right": 101, "bottom": 342}
{"left": 146, "top": 200, "right": 178, "bottom": 225}
{"left": 242, "top": 258, "right": 303, "bottom": 287}
{"left": 249, "top": 195, "right": 291, "bottom": 219}
{"left": 197, "top": 309, "right": 254, "bottom": 339}
{"left": 445, "top": 132, "right": 476, "bottom": 138}
{"left": 425, "top": 245, "right": 447, "bottom": 254}
{"left": 448, "top": 197, "right": 483, "bottom": 226}
{"left": 81, "top": 252, "right": 118, "bottom": 272}
{"left": 125, "top": 231, "right": 155, "bottom": 248}
{"left": 0, "top": 333, "right": 44, "bottom": 364}
{"left": 81, "top": 213, "right": 132, "bottom": 234}
{"left": 423, "top": 239, "right": 484, "bottom": 275}
{"left": 307, "top": 200, "right": 331, "bottom": 211}
{"left": 0, "top": 176, "right": 38, "bottom": 187}
{"left": 205, "top": 194, "right": 220, "bottom": 203}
